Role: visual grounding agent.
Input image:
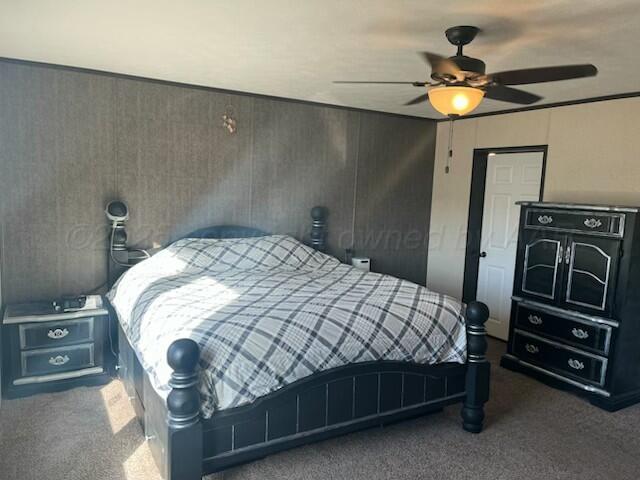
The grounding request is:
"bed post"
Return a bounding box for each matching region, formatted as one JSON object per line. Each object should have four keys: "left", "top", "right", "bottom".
{"left": 310, "top": 206, "right": 327, "bottom": 252}
{"left": 461, "top": 301, "right": 490, "bottom": 433}
{"left": 167, "top": 339, "right": 203, "bottom": 480}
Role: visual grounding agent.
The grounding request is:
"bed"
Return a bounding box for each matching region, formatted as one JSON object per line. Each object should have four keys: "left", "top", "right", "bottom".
{"left": 106, "top": 207, "right": 490, "bottom": 480}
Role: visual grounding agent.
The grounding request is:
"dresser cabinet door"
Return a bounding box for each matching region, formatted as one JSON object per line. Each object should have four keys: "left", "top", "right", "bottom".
{"left": 516, "top": 231, "right": 564, "bottom": 302}
{"left": 562, "top": 235, "right": 619, "bottom": 315}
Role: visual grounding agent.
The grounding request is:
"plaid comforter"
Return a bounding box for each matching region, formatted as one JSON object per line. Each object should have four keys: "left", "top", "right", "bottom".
{"left": 108, "top": 235, "right": 467, "bottom": 417}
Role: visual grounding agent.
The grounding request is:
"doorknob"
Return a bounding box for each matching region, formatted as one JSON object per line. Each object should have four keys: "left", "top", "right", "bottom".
{"left": 479, "top": 251, "right": 487, "bottom": 258}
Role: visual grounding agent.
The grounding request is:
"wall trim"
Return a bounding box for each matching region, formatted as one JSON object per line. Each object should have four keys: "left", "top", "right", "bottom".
{"left": 435, "top": 91, "right": 640, "bottom": 122}
{"left": 0, "top": 56, "right": 435, "bottom": 123}
{"left": 461, "top": 145, "right": 548, "bottom": 304}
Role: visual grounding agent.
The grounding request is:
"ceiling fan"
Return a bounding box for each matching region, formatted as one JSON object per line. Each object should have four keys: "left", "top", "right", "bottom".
{"left": 335, "top": 26, "right": 598, "bottom": 116}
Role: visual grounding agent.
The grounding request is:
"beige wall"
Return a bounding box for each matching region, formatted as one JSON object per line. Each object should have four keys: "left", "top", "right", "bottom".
{"left": 427, "top": 97, "right": 640, "bottom": 299}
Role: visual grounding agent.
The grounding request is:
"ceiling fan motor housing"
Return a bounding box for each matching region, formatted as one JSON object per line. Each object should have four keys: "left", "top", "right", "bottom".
{"left": 431, "top": 55, "right": 486, "bottom": 83}
{"left": 432, "top": 26, "right": 486, "bottom": 83}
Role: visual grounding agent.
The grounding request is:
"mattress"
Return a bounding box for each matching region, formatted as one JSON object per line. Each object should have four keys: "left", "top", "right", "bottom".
{"left": 107, "top": 235, "right": 467, "bottom": 418}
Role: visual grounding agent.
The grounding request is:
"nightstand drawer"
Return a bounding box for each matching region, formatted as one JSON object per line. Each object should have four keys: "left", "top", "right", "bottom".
{"left": 19, "top": 317, "right": 96, "bottom": 350}
{"left": 513, "top": 330, "right": 607, "bottom": 386}
{"left": 20, "top": 343, "right": 95, "bottom": 377}
{"left": 514, "top": 304, "right": 612, "bottom": 355}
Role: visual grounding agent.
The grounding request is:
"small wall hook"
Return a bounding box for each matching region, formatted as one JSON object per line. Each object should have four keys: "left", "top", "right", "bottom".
{"left": 222, "top": 106, "right": 237, "bottom": 134}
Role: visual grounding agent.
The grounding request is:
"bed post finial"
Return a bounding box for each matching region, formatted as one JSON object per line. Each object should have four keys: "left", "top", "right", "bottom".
{"left": 310, "top": 206, "right": 328, "bottom": 252}
{"left": 166, "top": 339, "right": 203, "bottom": 480}
{"left": 461, "top": 301, "right": 490, "bottom": 434}
{"left": 167, "top": 339, "right": 200, "bottom": 428}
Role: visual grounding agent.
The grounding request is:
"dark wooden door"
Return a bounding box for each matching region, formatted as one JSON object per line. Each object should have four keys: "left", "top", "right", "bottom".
{"left": 561, "top": 235, "right": 620, "bottom": 315}
{"left": 515, "top": 230, "right": 566, "bottom": 303}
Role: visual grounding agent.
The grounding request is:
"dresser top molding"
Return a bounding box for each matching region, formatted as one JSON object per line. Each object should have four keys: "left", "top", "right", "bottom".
{"left": 517, "top": 201, "right": 639, "bottom": 213}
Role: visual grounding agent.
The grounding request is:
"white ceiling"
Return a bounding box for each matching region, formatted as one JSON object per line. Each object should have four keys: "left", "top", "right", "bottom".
{"left": 1, "top": 0, "right": 639, "bottom": 118}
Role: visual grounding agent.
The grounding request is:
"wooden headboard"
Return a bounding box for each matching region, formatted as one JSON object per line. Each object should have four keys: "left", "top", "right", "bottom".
{"left": 181, "top": 225, "right": 267, "bottom": 240}
{"left": 107, "top": 206, "right": 328, "bottom": 287}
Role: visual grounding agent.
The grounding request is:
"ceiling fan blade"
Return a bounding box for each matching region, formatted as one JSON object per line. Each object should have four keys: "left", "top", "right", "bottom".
{"left": 484, "top": 85, "right": 542, "bottom": 105}
{"left": 488, "top": 64, "right": 597, "bottom": 86}
{"left": 333, "top": 81, "right": 427, "bottom": 85}
{"left": 419, "top": 51, "right": 460, "bottom": 76}
{"left": 404, "top": 93, "right": 429, "bottom": 106}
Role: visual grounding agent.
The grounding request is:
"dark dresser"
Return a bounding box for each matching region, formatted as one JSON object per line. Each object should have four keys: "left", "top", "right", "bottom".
{"left": 501, "top": 202, "right": 640, "bottom": 411}
{"left": 2, "top": 295, "right": 113, "bottom": 398}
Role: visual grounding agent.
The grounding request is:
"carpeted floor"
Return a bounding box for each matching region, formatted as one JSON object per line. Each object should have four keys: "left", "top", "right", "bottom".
{"left": 1, "top": 339, "right": 639, "bottom": 480}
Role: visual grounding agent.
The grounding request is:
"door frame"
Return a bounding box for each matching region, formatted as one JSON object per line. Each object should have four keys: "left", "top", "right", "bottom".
{"left": 462, "top": 145, "right": 548, "bottom": 304}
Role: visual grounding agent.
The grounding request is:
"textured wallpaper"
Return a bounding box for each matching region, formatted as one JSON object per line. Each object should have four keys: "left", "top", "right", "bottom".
{"left": 0, "top": 60, "right": 436, "bottom": 303}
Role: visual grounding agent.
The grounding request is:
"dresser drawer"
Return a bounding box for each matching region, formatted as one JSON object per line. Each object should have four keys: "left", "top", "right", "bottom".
{"left": 19, "top": 317, "right": 96, "bottom": 350}
{"left": 20, "top": 343, "right": 95, "bottom": 377}
{"left": 512, "top": 330, "right": 607, "bottom": 386}
{"left": 514, "top": 304, "right": 612, "bottom": 355}
{"left": 524, "top": 209, "right": 624, "bottom": 237}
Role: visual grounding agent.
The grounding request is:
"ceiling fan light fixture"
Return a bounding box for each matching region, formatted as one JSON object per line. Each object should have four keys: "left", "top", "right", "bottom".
{"left": 428, "top": 86, "right": 484, "bottom": 116}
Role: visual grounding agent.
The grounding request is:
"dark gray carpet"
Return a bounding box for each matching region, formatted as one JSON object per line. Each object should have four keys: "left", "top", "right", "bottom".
{"left": 1, "top": 339, "right": 639, "bottom": 480}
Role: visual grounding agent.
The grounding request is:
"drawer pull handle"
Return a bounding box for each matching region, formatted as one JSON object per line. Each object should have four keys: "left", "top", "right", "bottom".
{"left": 47, "top": 328, "right": 69, "bottom": 340}
{"left": 584, "top": 218, "right": 603, "bottom": 229}
{"left": 537, "top": 215, "right": 553, "bottom": 225}
{"left": 571, "top": 328, "right": 589, "bottom": 340}
{"left": 525, "top": 343, "right": 539, "bottom": 354}
{"left": 48, "top": 355, "right": 70, "bottom": 366}
{"left": 528, "top": 314, "right": 543, "bottom": 326}
{"left": 568, "top": 358, "right": 585, "bottom": 370}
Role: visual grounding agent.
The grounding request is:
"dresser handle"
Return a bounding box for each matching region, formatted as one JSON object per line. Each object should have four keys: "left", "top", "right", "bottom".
{"left": 525, "top": 343, "right": 539, "bottom": 354}
{"left": 528, "top": 314, "right": 543, "bottom": 326}
{"left": 48, "top": 355, "right": 70, "bottom": 366}
{"left": 568, "top": 358, "right": 585, "bottom": 370}
{"left": 47, "top": 328, "right": 69, "bottom": 340}
{"left": 571, "top": 328, "right": 589, "bottom": 340}
{"left": 584, "top": 218, "right": 603, "bottom": 229}
{"left": 537, "top": 215, "right": 553, "bottom": 225}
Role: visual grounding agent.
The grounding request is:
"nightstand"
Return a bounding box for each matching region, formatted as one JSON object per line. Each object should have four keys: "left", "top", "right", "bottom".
{"left": 2, "top": 295, "right": 114, "bottom": 398}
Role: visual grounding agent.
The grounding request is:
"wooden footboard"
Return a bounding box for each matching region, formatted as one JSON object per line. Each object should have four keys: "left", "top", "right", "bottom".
{"left": 142, "top": 301, "right": 488, "bottom": 479}
{"left": 117, "top": 301, "right": 490, "bottom": 480}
